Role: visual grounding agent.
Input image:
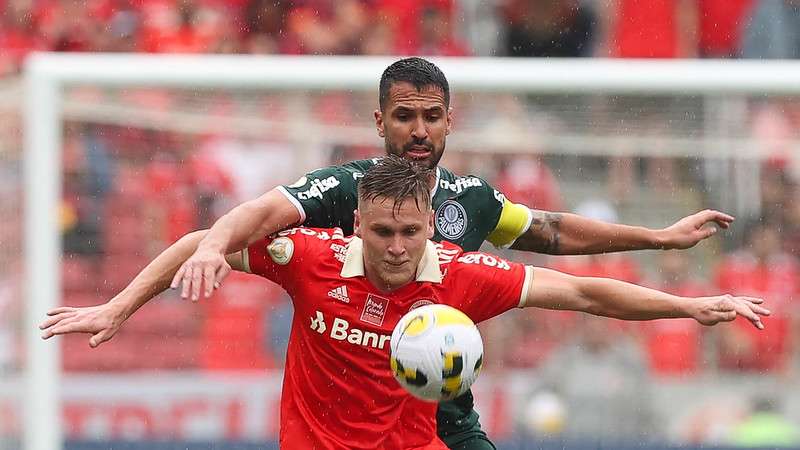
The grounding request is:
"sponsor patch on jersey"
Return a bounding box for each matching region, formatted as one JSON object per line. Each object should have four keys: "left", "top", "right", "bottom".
{"left": 287, "top": 176, "right": 308, "bottom": 189}
{"left": 361, "top": 294, "right": 389, "bottom": 326}
{"left": 267, "top": 237, "right": 294, "bottom": 265}
{"left": 435, "top": 200, "right": 468, "bottom": 240}
{"left": 296, "top": 176, "right": 340, "bottom": 200}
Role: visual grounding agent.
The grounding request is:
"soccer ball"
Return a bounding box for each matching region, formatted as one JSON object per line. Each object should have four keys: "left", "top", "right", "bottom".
{"left": 389, "top": 304, "right": 484, "bottom": 402}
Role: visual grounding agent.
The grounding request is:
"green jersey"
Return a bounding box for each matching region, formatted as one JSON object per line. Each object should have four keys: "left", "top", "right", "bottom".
{"left": 279, "top": 158, "right": 526, "bottom": 252}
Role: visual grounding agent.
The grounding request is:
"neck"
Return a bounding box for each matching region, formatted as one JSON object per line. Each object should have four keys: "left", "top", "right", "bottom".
{"left": 363, "top": 266, "right": 411, "bottom": 293}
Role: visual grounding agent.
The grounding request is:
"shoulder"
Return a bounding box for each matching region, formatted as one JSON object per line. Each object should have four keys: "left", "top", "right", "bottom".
{"left": 276, "top": 226, "right": 349, "bottom": 244}
{"left": 451, "top": 251, "right": 514, "bottom": 273}
{"left": 433, "top": 240, "right": 464, "bottom": 268}
{"left": 331, "top": 158, "right": 380, "bottom": 182}
{"left": 434, "top": 242, "right": 513, "bottom": 275}
{"left": 436, "top": 167, "right": 504, "bottom": 204}
{"left": 278, "top": 226, "right": 352, "bottom": 260}
{"left": 284, "top": 162, "right": 373, "bottom": 200}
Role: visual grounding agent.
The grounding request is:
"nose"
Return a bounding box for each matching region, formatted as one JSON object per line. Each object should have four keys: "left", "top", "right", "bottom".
{"left": 387, "top": 235, "right": 406, "bottom": 257}
{"left": 411, "top": 116, "right": 427, "bottom": 140}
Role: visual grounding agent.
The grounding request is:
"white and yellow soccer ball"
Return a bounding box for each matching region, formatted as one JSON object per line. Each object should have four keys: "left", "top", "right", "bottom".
{"left": 389, "top": 304, "right": 484, "bottom": 402}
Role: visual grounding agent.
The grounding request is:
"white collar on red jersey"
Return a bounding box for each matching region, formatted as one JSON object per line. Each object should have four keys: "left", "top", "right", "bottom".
{"left": 340, "top": 237, "right": 443, "bottom": 283}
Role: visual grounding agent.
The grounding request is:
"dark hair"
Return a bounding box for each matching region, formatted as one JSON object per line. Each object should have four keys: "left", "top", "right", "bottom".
{"left": 358, "top": 155, "right": 432, "bottom": 215}
{"left": 379, "top": 57, "right": 450, "bottom": 111}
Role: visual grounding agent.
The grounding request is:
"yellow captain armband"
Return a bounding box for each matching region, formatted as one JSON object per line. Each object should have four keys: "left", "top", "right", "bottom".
{"left": 486, "top": 199, "right": 533, "bottom": 248}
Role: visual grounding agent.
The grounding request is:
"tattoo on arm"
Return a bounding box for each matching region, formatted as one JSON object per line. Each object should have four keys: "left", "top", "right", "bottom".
{"left": 513, "top": 210, "right": 563, "bottom": 254}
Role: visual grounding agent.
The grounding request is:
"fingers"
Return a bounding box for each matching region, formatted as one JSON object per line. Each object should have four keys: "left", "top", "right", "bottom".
{"left": 89, "top": 329, "right": 113, "bottom": 348}
{"left": 721, "top": 296, "right": 770, "bottom": 330}
{"left": 699, "top": 227, "right": 717, "bottom": 239}
{"left": 39, "top": 312, "right": 77, "bottom": 330}
{"left": 170, "top": 264, "right": 187, "bottom": 290}
{"left": 190, "top": 264, "right": 204, "bottom": 301}
{"left": 180, "top": 266, "right": 194, "bottom": 300}
{"left": 697, "top": 209, "right": 734, "bottom": 229}
{"left": 731, "top": 301, "right": 764, "bottom": 330}
{"left": 46, "top": 306, "right": 76, "bottom": 316}
{"left": 203, "top": 265, "right": 216, "bottom": 299}
{"left": 748, "top": 303, "right": 771, "bottom": 317}
{"left": 42, "top": 317, "right": 85, "bottom": 339}
{"left": 216, "top": 264, "right": 231, "bottom": 288}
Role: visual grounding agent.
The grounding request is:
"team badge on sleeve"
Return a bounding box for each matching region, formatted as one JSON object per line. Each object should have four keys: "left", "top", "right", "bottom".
{"left": 436, "top": 200, "right": 467, "bottom": 240}
{"left": 268, "top": 237, "right": 294, "bottom": 265}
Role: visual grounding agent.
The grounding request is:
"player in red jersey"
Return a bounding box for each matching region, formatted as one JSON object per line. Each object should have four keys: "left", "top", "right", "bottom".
{"left": 41, "top": 156, "right": 769, "bottom": 450}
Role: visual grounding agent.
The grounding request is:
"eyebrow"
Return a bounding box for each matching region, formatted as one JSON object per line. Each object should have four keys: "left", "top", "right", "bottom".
{"left": 394, "top": 105, "right": 444, "bottom": 112}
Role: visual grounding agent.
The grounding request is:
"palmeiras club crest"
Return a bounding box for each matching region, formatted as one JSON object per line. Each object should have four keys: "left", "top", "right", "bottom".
{"left": 435, "top": 200, "right": 467, "bottom": 240}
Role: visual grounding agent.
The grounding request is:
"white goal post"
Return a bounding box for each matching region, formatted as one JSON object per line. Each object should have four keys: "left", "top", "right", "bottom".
{"left": 22, "top": 53, "right": 800, "bottom": 450}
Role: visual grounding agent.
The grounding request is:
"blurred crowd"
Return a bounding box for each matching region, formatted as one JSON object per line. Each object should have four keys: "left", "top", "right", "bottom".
{"left": 4, "top": 0, "right": 800, "bottom": 74}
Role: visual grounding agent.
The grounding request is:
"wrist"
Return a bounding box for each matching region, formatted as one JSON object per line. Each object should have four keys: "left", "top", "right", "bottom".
{"left": 652, "top": 229, "right": 670, "bottom": 250}
{"left": 106, "top": 296, "right": 133, "bottom": 323}
{"left": 197, "top": 238, "right": 227, "bottom": 255}
{"left": 676, "top": 297, "right": 697, "bottom": 320}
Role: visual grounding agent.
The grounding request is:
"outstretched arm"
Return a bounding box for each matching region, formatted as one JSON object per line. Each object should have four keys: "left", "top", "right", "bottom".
{"left": 510, "top": 209, "right": 734, "bottom": 255}
{"left": 39, "top": 229, "right": 209, "bottom": 347}
{"left": 522, "top": 266, "right": 769, "bottom": 329}
{"left": 39, "top": 188, "right": 301, "bottom": 347}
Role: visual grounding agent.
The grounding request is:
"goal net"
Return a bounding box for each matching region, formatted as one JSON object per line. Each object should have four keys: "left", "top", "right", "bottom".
{"left": 20, "top": 54, "right": 800, "bottom": 450}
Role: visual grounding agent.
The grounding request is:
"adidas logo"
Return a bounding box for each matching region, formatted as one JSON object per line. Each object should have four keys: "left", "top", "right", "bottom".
{"left": 327, "top": 285, "right": 350, "bottom": 303}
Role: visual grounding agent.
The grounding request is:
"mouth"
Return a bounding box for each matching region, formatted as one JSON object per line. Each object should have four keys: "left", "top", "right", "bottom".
{"left": 385, "top": 260, "right": 409, "bottom": 269}
{"left": 405, "top": 146, "right": 432, "bottom": 160}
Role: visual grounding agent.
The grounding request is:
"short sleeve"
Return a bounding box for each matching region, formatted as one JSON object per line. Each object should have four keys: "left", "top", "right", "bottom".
{"left": 445, "top": 252, "right": 531, "bottom": 324}
{"left": 278, "top": 163, "right": 364, "bottom": 233}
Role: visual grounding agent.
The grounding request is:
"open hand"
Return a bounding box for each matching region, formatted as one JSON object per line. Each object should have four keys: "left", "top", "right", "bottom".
{"left": 691, "top": 295, "right": 770, "bottom": 330}
{"left": 170, "top": 247, "right": 232, "bottom": 301}
{"left": 39, "top": 303, "right": 125, "bottom": 348}
{"left": 658, "top": 209, "right": 734, "bottom": 250}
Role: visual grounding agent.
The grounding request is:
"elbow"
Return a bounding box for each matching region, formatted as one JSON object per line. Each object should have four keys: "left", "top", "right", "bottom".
{"left": 582, "top": 300, "right": 610, "bottom": 318}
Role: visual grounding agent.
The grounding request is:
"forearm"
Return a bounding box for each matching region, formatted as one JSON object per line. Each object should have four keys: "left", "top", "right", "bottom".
{"left": 576, "top": 276, "right": 690, "bottom": 321}
{"left": 556, "top": 213, "right": 661, "bottom": 254}
{"left": 109, "top": 230, "right": 208, "bottom": 320}
{"left": 512, "top": 212, "right": 661, "bottom": 255}
{"left": 197, "top": 189, "right": 300, "bottom": 255}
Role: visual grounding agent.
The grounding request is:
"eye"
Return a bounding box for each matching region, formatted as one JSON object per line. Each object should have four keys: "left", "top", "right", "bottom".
{"left": 375, "top": 228, "right": 392, "bottom": 237}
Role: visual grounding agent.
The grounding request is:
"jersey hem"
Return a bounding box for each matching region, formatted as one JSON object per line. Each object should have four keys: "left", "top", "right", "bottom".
{"left": 519, "top": 265, "right": 533, "bottom": 308}
{"left": 277, "top": 186, "right": 307, "bottom": 223}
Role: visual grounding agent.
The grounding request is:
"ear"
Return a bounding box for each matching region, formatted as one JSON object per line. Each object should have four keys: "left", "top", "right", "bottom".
{"left": 375, "top": 109, "right": 385, "bottom": 138}
{"left": 445, "top": 106, "right": 453, "bottom": 136}
{"left": 354, "top": 209, "right": 363, "bottom": 237}
{"left": 427, "top": 210, "right": 434, "bottom": 239}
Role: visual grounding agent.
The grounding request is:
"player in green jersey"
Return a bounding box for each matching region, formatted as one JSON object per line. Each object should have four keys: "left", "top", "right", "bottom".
{"left": 42, "top": 58, "right": 734, "bottom": 449}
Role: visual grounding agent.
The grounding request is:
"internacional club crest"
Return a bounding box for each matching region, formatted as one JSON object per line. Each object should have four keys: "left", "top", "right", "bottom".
{"left": 435, "top": 200, "right": 467, "bottom": 240}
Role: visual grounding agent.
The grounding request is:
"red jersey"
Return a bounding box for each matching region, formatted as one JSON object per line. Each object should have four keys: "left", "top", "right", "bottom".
{"left": 243, "top": 227, "right": 529, "bottom": 449}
